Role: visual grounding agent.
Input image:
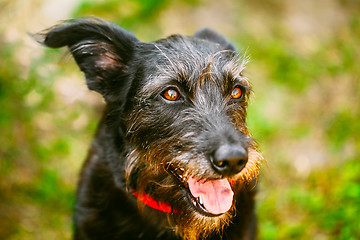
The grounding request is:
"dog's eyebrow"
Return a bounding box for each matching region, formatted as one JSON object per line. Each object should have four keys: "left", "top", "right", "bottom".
{"left": 153, "top": 43, "right": 177, "bottom": 70}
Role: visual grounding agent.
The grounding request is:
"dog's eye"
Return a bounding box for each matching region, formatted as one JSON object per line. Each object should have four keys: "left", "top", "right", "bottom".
{"left": 162, "top": 88, "right": 180, "bottom": 101}
{"left": 231, "top": 86, "right": 242, "bottom": 99}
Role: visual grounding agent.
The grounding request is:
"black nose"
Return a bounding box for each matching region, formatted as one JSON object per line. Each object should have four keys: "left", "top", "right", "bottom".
{"left": 210, "top": 145, "right": 248, "bottom": 176}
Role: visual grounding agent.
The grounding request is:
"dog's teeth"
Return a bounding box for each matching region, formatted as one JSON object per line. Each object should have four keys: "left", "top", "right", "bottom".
{"left": 198, "top": 196, "right": 203, "bottom": 205}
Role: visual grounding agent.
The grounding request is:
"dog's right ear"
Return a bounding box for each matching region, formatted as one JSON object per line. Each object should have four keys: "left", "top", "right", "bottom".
{"left": 35, "top": 17, "right": 139, "bottom": 100}
{"left": 193, "top": 28, "right": 236, "bottom": 52}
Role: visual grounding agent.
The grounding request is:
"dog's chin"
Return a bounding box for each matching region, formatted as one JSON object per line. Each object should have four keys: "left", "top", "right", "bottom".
{"left": 168, "top": 165, "right": 235, "bottom": 218}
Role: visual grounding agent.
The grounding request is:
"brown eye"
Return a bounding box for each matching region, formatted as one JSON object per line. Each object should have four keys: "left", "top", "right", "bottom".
{"left": 163, "top": 88, "right": 180, "bottom": 101}
{"left": 231, "top": 87, "right": 242, "bottom": 99}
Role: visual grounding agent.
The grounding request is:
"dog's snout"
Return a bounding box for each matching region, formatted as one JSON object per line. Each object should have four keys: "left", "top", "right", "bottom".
{"left": 210, "top": 145, "right": 248, "bottom": 176}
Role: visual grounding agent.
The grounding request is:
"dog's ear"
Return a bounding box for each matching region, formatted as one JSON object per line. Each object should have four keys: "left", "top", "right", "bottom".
{"left": 193, "top": 28, "right": 236, "bottom": 52}
{"left": 36, "top": 17, "right": 139, "bottom": 99}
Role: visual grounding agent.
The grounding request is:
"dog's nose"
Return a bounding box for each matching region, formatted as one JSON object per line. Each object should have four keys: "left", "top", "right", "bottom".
{"left": 210, "top": 145, "right": 248, "bottom": 176}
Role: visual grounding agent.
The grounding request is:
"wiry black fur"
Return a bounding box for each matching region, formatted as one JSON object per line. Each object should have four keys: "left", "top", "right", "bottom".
{"left": 36, "top": 17, "right": 262, "bottom": 240}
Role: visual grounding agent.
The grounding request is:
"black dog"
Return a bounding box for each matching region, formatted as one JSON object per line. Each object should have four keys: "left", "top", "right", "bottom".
{"left": 36, "top": 17, "right": 263, "bottom": 240}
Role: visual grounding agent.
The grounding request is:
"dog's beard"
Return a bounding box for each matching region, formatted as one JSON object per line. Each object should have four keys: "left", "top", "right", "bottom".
{"left": 126, "top": 173, "right": 234, "bottom": 240}
{"left": 125, "top": 146, "right": 262, "bottom": 240}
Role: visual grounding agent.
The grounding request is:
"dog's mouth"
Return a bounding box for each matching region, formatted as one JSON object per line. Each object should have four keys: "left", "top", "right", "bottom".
{"left": 169, "top": 166, "right": 234, "bottom": 217}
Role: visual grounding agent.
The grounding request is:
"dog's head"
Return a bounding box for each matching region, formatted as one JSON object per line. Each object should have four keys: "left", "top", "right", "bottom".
{"left": 38, "top": 17, "right": 262, "bottom": 239}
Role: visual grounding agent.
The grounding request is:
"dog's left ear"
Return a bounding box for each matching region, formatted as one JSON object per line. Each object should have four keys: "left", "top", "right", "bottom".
{"left": 36, "top": 17, "right": 140, "bottom": 100}
{"left": 193, "top": 28, "right": 236, "bottom": 52}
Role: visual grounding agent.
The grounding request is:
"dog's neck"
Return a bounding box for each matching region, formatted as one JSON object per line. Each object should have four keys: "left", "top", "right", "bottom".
{"left": 131, "top": 190, "right": 173, "bottom": 213}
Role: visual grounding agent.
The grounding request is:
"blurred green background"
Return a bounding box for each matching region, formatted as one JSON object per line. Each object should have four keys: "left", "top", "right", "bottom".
{"left": 0, "top": 0, "right": 359, "bottom": 239}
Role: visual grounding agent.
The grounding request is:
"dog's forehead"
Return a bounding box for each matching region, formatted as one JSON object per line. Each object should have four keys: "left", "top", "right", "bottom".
{"left": 138, "top": 35, "right": 247, "bottom": 95}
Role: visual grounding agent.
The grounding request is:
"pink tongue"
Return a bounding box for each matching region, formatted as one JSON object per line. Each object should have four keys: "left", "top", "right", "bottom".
{"left": 187, "top": 177, "right": 234, "bottom": 215}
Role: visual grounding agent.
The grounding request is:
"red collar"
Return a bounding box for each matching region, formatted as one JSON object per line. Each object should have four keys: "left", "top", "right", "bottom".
{"left": 131, "top": 190, "right": 173, "bottom": 213}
